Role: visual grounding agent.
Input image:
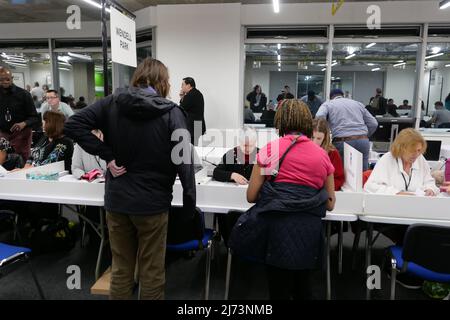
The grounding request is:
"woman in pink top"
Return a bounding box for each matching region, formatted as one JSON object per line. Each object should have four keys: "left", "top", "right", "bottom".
{"left": 242, "top": 99, "right": 336, "bottom": 299}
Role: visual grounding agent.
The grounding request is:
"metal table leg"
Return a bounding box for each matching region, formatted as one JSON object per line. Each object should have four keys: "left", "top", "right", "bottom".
{"left": 224, "top": 248, "right": 232, "bottom": 300}
{"left": 95, "top": 208, "right": 106, "bottom": 280}
{"left": 338, "top": 221, "right": 344, "bottom": 275}
{"left": 326, "top": 221, "right": 331, "bottom": 300}
{"left": 365, "top": 222, "right": 373, "bottom": 300}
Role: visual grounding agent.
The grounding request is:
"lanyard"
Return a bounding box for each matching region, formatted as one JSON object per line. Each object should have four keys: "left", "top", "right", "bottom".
{"left": 401, "top": 170, "right": 413, "bottom": 191}
{"left": 94, "top": 156, "right": 104, "bottom": 170}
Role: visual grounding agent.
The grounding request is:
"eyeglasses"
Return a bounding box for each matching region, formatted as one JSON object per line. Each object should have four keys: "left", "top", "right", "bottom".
{"left": 46, "top": 96, "right": 58, "bottom": 99}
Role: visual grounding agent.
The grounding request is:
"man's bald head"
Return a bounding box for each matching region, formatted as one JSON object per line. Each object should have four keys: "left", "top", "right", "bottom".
{"left": 0, "top": 66, "right": 13, "bottom": 89}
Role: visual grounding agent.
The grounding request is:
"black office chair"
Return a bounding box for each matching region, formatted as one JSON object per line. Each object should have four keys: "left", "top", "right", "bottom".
{"left": 438, "top": 122, "right": 450, "bottom": 128}
{"left": 166, "top": 207, "right": 216, "bottom": 300}
{"left": 387, "top": 224, "right": 450, "bottom": 300}
{"left": 0, "top": 210, "right": 45, "bottom": 299}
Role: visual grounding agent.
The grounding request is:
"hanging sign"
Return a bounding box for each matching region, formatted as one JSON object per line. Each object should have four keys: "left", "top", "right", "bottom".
{"left": 110, "top": 6, "right": 137, "bottom": 67}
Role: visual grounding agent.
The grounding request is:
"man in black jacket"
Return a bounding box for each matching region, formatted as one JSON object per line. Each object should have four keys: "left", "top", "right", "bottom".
{"left": 0, "top": 67, "right": 38, "bottom": 162}
{"left": 179, "top": 77, "right": 206, "bottom": 145}
{"left": 369, "top": 88, "right": 387, "bottom": 116}
{"left": 64, "top": 58, "right": 196, "bottom": 300}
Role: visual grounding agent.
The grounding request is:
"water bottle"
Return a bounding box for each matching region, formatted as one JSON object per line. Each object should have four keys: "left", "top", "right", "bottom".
{"left": 445, "top": 159, "right": 450, "bottom": 182}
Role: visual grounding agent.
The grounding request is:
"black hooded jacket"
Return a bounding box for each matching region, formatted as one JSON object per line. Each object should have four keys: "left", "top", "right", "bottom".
{"left": 64, "top": 87, "right": 196, "bottom": 215}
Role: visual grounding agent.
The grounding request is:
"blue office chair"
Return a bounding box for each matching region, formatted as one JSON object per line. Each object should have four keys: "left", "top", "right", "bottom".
{"left": 388, "top": 224, "right": 450, "bottom": 300}
{"left": 166, "top": 207, "right": 216, "bottom": 300}
{"left": 0, "top": 210, "right": 45, "bottom": 299}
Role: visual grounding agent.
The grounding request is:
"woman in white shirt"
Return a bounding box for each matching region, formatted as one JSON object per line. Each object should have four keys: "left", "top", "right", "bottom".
{"left": 365, "top": 128, "right": 439, "bottom": 196}
{"left": 71, "top": 129, "right": 107, "bottom": 179}
{"left": 364, "top": 128, "right": 440, "bottom": 288}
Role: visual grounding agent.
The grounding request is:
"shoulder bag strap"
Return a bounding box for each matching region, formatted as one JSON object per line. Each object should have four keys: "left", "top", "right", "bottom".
{"left": 271, "top": 135, "right": 302, "bottom": 180}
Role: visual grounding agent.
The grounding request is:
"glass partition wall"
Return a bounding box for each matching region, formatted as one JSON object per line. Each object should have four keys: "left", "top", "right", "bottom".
{"left": 423, "top": 42, "right": 450, "bottom": 115}
{"left": 245, "top": 43, "right": 327, "bottom": 101}
{"left": 331, "top": 42, "right": 418, "bottom": 111}
{"left": 243, "top": 25, "right": 445, "bottom": 128}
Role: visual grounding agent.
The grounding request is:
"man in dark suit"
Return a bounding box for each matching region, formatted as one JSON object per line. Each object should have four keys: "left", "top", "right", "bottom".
{"left": 179, "top": 77, "right": 206, "bottom": 145}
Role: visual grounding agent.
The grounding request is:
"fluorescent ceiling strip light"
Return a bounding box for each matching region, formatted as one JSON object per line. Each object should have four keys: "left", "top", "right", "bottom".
{"left": 6, "top": 62, "right": 27, "bottom": 68}
{"left": 445, "top": 64, "right": 450, "bottom": 67}
{"left": 393, "top": 62, "right": 406, "bottom": 67}
{"left": 60, "top": 67, "right": 71, "bottom": 71}
{"left": 331, "top": 62, "right": 338, "bottom": 67}
{"left": 321, "top": 67, "right": 326, "bottom": 71}
{"left": 82, "top": 0, "right": 111, "bottom": 13}
{"left": 367, "top": 63, "right": 375, "bottom": 66}
{"left": 366, "top": 42, "right": 376, "bottom": 48}
{"left": 277, "top": 54, "right": 281, "bottom": 61}
{"left": 345, "top": 53, "right": 356, "bottom": 60}
{"left": 371, "top": 67, "right": 381, "bottom": 71}
{"left": 425, "top": 53, "right": 444, "bottom": 59}
{"left": 431, "top": 46, "right": 441, "bottom": 54}
{"left": 6, "top": 57, "right": 27, "bottom": 63}
{"left": 58, "top": 56, "right": 71, "bottom": 63}
{"left": 273, "top": 0, "right": 280, "bottom": 13}
{"left": 68, "top": 52, "right": 92, "bottom": 61}
{"left": 277, "top": 43, "right": 281, "bottom": 50}
{"left": 440, "top": 0, "right": 450, "bottom": 9}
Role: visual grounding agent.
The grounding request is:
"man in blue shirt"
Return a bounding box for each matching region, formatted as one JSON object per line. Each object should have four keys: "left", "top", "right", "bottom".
{"left": 316, "top": 89, "right": 378, "bottom": 171}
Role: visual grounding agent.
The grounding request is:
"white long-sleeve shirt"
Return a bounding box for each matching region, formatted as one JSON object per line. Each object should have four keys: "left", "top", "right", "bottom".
{"left": 364, "top": 152, "right": 439, "bottom": 195}
{"left": 71, "top": 144, "right": 107, "bottom": 179}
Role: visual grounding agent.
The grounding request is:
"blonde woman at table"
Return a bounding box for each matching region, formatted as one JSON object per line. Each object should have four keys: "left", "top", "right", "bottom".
{"left": 364, "top": 128, "right": 439, "bottom": 197}
{"left": 231, "top": 99, "right": 336, "bottom": 300}
{"left": 364, "top": 128, "right": 440, "bottom": 289}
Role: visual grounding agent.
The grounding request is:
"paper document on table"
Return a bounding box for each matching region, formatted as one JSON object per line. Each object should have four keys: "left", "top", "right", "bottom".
{"left": 0, "top": 165, "right": 7, "bottom": 177}
{"left": 414, "top": 189, "right": 425, "bottom": 197}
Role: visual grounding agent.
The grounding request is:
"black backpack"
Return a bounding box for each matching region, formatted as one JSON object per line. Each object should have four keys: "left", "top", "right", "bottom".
{"left": 167, "top": 207, "right": 204, "bottom": 245}
{"left": 26, "top": 217, "right": 77, "bottom": 254}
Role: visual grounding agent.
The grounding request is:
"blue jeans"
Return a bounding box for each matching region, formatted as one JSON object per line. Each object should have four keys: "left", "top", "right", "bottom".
{"left": 334, "top": 139, "right": 370, "bottom": 171}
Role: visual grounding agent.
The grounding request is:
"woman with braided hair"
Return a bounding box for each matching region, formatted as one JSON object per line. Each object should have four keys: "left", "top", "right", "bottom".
{"left": 231, "top": 99, "right": 336, "bottom": 299}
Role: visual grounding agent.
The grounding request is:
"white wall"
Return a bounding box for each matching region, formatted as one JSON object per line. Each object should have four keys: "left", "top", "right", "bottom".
{"left": 354, "top": 72, "right": 384, "bottom": 105}
{"left": 156, "top": 4, "right": 242, "bottom": 130}
{"left": 59, "top": 69, "right": 74, "bottom": 97}
{"left": 385, "top": 68, "right": 416, "bottom": 107}
{"left": 29, "top": 63, "right": 52, "bottom": 90}
{"left": 269, "top": 71, "right": 297, "bottom": 101}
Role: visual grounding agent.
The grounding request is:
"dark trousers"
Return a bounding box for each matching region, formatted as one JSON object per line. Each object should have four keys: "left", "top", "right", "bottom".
{"left": 217, "top": 211, "right": 243, "bottom": 247}
{"left": 266, "top": 265, "right": 313, "bottom": 300}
